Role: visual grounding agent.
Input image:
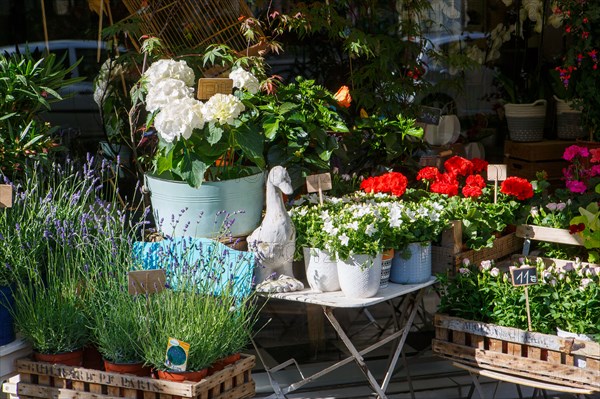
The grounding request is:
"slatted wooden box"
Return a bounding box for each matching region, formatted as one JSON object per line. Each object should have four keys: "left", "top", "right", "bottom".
{"left": 432, "top": 221, "right": 523, "bottom": 274}
{"left": 503, "top": 139, "right": 575, "bottom": 182}
{"left": 433, "top": 314, "right": 600, "bottom": 392}
{"left": 14, "top": 354, "right": 255, "bottom": 399}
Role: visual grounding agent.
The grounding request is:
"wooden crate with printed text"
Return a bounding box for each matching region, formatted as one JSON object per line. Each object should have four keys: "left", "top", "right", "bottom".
{"left": 12, "top": 354, "right": 255, "bottom": 399}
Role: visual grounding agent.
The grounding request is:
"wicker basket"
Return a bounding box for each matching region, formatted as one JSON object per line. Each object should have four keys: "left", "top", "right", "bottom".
{"left": 554, "top": 96, "right": 585, "bottom": 140}
{"left": 504, "top": 100, "right": 547, "bottom": 142}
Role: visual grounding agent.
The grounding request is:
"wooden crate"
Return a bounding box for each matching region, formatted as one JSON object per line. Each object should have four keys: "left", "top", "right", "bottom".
{"left": 432, "top": 221, "right": 523, "bottom": 274}
{"left": 503, "top": 139, "right": 575, "bottom": 181}
{"left": 14, "top": 354, "right": 255, "bottom": 399}
{"left": 432, "top": 314, "right": 600, "bottom": 391}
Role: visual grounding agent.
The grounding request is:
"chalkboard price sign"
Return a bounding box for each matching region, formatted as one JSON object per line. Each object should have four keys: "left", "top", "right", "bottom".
{"left": 510, "top": 266, "right": 538, "bottom": 286}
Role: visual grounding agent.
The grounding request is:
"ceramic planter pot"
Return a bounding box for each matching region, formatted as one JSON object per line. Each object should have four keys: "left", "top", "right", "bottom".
{"left": 0, "top": 285, "right": 15, "bottom": 346}
{"left": 390, "top": 242, "right": 432, "bottom": 284}
{"left": 145, "top": 170, "right": 265, "bottom": 238}
{"left": 379, "top": 249, "right": 394, "bottom": 289}
{"left": 337, "top": 253, "right": 383, "bottom": 298}
{"left": 303, "top": 247, "right": 340, "bottom": 292}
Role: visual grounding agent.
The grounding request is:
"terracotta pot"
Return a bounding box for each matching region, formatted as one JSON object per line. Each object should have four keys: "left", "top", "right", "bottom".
{"left": 83, "top": 345, "right": 104, "bottom": 370}
{"left": 34, "top": 350, "right": 84, "bottom": 366}
{"left": 208, "top": 352, "right": 241, "bottom": 375}
{"left": 156, "top": 368, "right": 208, "bottom": 382}
{"left": 104, "top": 359, "right": 151, "bottom": 377}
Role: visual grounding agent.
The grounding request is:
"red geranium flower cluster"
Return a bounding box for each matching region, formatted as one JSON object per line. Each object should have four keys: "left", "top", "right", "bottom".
{"left": 416, "top": 156, "right": 489, "bottom": 198}
{"left": 360, "top": 171, "right": 408, "bottom": 197}
{"left": 499, "top": 176, "right": 534, "bottom": 200}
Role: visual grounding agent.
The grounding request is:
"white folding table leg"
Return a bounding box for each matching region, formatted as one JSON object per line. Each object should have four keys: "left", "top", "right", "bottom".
{"left": 381, "top": 287, "right": 428, "bottom": 392}
{"left": 323, "top": 306, "right": 389, "bottom": 399}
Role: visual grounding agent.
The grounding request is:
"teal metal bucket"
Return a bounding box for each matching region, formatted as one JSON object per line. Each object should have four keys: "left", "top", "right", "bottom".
{"left": 145, "top": 170, "right": 265, "bottom": 238}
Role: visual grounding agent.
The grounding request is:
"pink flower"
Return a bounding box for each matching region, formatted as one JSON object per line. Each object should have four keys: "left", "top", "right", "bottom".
{"left": 591, "top": 165, "right": 600, "bottom": 177}
{"left": 563, "top": 145, "right": 589, "bottom": 161}
{"left": 566, "top": 179, "right": 587, "bottom": 193}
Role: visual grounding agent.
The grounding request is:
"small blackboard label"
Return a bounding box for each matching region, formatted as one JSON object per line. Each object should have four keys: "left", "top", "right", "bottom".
{"left": 417, "top": 106, "right": 442, "bottom": 125}
{"left": 510, "top": 266, "right": 538, "bottom": 286}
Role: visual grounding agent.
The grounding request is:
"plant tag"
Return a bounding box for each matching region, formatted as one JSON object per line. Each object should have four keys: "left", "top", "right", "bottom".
{"left": 487, "top": 164, "right": 507, "bottom": 181}
{"left": 0, "top": 184, "right": 12, "bottom": 208}
{"left": 306, "top": 173, "right": 332, "bottom": 205}
{"left": 197, "top": 78, "right": 233, "bottom": 100}
{"left": 510, "top": 266, "right": 537, "bottom": 286}
{"left": 128, "top": 269, "right": 166, "bottom": 295}
{"left": 165, "top": 337, "right": 190, "bottom": 371}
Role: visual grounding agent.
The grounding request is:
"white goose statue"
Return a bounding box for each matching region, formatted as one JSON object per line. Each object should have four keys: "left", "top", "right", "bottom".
{"left": 248, "top": 166, "right": 303, "bottom": 291}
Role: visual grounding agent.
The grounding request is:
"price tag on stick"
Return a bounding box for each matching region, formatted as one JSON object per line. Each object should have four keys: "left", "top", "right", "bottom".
{"left": 128, "top": 269, "right": 167, "bottom": 295}
{"left": 306, "top": 173, "right": 332, "bottom": 205}
{"left": 487, "top": 164, "right": 507, "bottom": 204}
{"left": 510, "top": 266, "right": 538, "bottom": 331}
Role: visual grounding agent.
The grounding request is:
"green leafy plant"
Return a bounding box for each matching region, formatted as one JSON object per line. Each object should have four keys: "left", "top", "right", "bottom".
{"left": 0, "top": 50, "right": 83, "bottom": 179}
{"left": 437, "top": 257, "right": 600, "bottom": 337}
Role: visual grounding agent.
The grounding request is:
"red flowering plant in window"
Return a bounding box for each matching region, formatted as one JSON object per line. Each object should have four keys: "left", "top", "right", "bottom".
{"left": 553, "top": 0, "right": 600, "bottom": 137}
{"left": 416, "top": 156, "right": 533, "bottom": 249}
{"left": 360, "top": 171, "right": 408, "bottom": 197}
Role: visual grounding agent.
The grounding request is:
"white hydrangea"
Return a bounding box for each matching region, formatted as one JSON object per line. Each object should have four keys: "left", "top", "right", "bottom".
{"left": 229, "top": 68, "right": 260, "bottom": 94}
{"left": 154, "top": 97, "right": 205, "bottom": 143}
{"left": 145, "top": 78, "right": 194, "bottom": 113}
{"left": 202, "top": 93, "right": 245, "bottom": 125}
{"left": 144, "top": 59, "right": 196, "bottom": 90}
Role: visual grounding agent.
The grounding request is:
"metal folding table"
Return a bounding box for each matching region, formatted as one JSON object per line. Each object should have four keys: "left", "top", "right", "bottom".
{"left": 254, "top": 277, "right": 437, "bottom": 399}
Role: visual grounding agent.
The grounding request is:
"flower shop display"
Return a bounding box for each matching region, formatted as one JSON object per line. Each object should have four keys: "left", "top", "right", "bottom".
{"left": 414, "top": 156, "right": 530, "bottom": 271}
{"left": 434, "top": 257, "right": 599, "bottom": 391}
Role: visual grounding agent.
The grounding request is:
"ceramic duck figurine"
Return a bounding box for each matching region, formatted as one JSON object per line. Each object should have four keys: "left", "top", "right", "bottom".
{"left": 248, "top": 166, "right": 302, "bottom": 290}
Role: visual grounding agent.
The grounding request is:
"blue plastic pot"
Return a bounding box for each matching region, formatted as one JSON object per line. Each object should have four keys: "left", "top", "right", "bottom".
{"left": 390, "top": 242, "right": 432, "bottom": 284}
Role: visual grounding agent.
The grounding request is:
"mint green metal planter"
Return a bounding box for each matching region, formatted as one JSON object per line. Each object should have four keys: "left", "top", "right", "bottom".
{"left": 145, "top": 171, "right": 265, "bottom": 238}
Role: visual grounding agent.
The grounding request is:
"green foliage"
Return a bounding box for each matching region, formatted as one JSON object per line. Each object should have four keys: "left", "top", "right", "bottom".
{"left": 336, "top": 114, "right": 426, "bottom": 176}
{"left": 0, "top": 50, "right": 83, "bottom": 178}
{"left": 437, "top": 257, "right": 600, "bottom": 336}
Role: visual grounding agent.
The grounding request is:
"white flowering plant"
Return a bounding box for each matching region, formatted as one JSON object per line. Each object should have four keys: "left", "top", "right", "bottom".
{"left": 436, "top": 257, "right": 600, "bottom": 338}
{"left": 140, "top": 55, "right": 266, "bottom": 188}
{"left": 290, "top": 192, "right": 449, "bottom": 262}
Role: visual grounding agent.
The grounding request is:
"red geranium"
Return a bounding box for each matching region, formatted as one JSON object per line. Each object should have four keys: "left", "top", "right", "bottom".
{"left": 462, "top": 185, "right": 483, "bottom": 198}
{"left": 471, "top": 158, "right": 489, "bottom": 174}
{"left": 465, "top": 174, "right": 486, "bottom": 189}
{"left": 430, "top": 173, "right": 459, "bottom": 196}
{"left": 444, "top": 156, "right": 474, "bottom": 177}
{"left": 500, "top": 176, "right": 534, "bottom": 200}
{"left": 360, "top": 171, "right": 408, "bottom": 197}
{"left": 416, "top": 166, "right": 440, "bottom": 181}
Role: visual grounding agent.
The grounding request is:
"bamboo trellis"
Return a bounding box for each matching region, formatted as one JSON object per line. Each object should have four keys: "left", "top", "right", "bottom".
{"left": 121, "top": 0, "right": 256, "bottom": 53}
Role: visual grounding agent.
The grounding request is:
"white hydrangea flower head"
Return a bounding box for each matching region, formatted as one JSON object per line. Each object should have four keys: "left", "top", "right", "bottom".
{"left": 144, "top": 59, "right": 196, "bottom": 90}
{"left": 154, "top": 97, "right": 205, "bottom": 143}
{"left": 202, "top": 93, "right": 245, "bottom": 125}
{"left": 229, "top": 68, "right": 260, "bottom": 94}
{"left": 146, "top": 78, "right": 194, "bottom": 113}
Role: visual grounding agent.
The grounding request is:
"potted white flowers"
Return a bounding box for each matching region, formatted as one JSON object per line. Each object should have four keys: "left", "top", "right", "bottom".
{"left": 140, "top": 56, "right": 267, "bottom": 238}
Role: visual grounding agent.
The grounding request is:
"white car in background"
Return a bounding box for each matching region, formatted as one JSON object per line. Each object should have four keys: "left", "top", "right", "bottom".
{"left": 417, "top": 31, "right": 498, "bottom": 117}
{"left": 0, "top": 40, "right": 115, "bottom": 151}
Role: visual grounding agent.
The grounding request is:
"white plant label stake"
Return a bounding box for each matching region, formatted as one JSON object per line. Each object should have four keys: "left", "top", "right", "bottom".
{"left": 510, "top": 266, "right": 538, "bottom": 331}
{"left": 306, "top": 173, "right": 332, "bottom": 205}
{"left": 487, "top": 164, "right": 507, "bottom": 204}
